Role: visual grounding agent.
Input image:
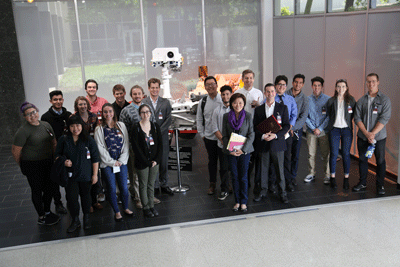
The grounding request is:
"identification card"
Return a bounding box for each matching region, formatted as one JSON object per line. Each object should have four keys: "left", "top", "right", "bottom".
{"left": 158, "top": 111, "right": 163, "bottom": 120}
{"left": 348, "top": 106, "right": 353, "bottom": 113}
{"left": 322, "top": 107, "right": 326, "bottom": 115}
{"left": 113, "top": 166, "right": 120, "bottom": 173}
{"left": 68, "top": 172, "right": 73, "bottom": 178}
{"left": 149, "top": 136, "right": 155, "bottom": 146}
{"left": 86, "top": 148, "right": 91, "bottom": 159}
{"left": 277, "top": 115, "right": 282, "bottom": 124}
{"left": 373, "top": 106, "right": 378, "bottom": 114}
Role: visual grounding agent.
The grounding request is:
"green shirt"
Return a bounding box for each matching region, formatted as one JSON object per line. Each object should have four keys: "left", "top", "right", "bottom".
{"left": 13, "top": 121, "right": 55, "bottom": 161}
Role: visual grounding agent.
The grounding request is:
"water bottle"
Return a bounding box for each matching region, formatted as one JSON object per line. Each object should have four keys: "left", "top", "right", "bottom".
{"left": 365, "top": 139, "right": 376, "bottom": 159}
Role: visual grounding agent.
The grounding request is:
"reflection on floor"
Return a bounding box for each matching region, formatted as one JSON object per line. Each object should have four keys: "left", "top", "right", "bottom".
{"left": 0, "top": 135, "right": 398, "bottom": 249}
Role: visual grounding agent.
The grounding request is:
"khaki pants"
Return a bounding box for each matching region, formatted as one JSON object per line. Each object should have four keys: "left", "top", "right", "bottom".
{"left": 128, "top": 146, "right": 140, "bottom": 200}
{"left": 306, "top": 131, "right": 330, "bottom": 178}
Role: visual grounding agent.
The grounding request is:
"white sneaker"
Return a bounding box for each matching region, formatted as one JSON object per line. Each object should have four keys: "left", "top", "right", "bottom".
{"left": 304, "top": 174, "right": 315, "bottom": 183}
{"left": 323, "top": 177, "right": 330, "bottom": 184}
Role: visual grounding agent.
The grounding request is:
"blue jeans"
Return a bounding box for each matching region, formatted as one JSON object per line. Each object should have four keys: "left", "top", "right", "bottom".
{"left": 329, "top": 127, "right": 352, "bottom": 176}
{"left": 101, "top": 165, "right": 129, "bottom": 213}
{"left": 228, "top": 153, "right": 251, "bottom": 205}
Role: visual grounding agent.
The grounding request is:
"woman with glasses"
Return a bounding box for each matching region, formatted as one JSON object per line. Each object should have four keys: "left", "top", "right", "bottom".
{"left": 94, "top": 103, "right": 133, "bottom": 222}
{"left": 222, "top": 93, "right": 254, "bottom": 212}
{"left": 130, "top": 104, "right": 162, "bottom": 218}
{"left": 326, "top": 79, "right": 356, "bottom": 189}
{"left": 12, "top": 102, "right": 60, "bottom": 226}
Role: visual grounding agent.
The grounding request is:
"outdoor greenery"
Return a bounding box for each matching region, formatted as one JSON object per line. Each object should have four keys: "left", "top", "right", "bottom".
{"left": 59, "top": 63, "right": 144, "bottom": 92}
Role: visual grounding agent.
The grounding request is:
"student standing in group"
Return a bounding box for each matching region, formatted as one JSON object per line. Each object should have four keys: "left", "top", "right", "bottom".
{"left": 326, "top": 79, "right": 356, "bottom": 189}
{"left": 253, "top": 84, "right": 290, "bottom": 204}
{"left": 142, "top": 78, "right": 174, "bottom": 196}
{"left": 222, "top": 93, "right": 254, "bottom": 212}
{"left": 12, "top": 102, "right": 60, "bottom": 226}
{"left": 55, "top": 115, "right": 100, "bottom": 232}
{"left": 73, "top": 96, "right": 103, "bottom": 212}
{"left": 120, "top": 85, "right": 160, "bottom": 208}
{"left": 353, "top": 73, "right": 391, "bottom": 195}
{"left": 111, "top": 84, "right": 130, "bottom": 121}
{"left": 211, "top": 85, "right": 233, "bottom": 201}
{"left": 85, "top": 79, "right": 108, "bottom": 122}
{"left": 286, "top": 74, "right": 309, "bottom": 186}
{"left": 130, "top": 104, "right": 163, "bottom": 218}
{"left": 196, "top": 76, "right": 224, "bottom": 195}
{"left": 41, "top": 90, "right": 71, "bottom": 214}
{"left": 95, "top": 104, "right": 134, "bottom": 222}
{"left": 304, "top": 77, "right": 330, "bottom": 184}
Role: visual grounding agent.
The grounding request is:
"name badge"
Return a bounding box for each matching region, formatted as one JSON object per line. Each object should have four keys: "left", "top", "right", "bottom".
{"left": 322, "top": 107, "right": 326, "bottom": 115}
{"left": 373, "top": 106, "right": 378, "bottom": 114}
{"left": 113, "top": 166, "right": 120, "bottom": 173}
{"left": 277, "top": 115, "right": 282, "bottom": 125}
{"left": 158, "top": 111, "right": 163, "bottom": 120}
{"left": 149, "top": 136, "right": 155, "bottom": 146}
{"left": 86, "top": 147, "right": 91, "bottom": 159}
{"left": 348, "top": 106, "right": 353, "bottom": 114}
{"left": 68, "top": 172, "right": 73, "bottom": 178}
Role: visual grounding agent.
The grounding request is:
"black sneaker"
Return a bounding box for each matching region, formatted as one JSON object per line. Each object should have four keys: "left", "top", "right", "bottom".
{"left": 218, "top": 192, "right": 229, "bottom": 201}
{"left": 377, "top": 186, "right": 385, "bottom": 195}
{"left": 37, "top": 217, "right": 45, "bottom": 225}
{"left": 56, "top": 203, "right": 67, "bottom": 214}
{"left": 44, "top": 212, "right": 60, "bottom": 225}
{"left": 352, "top": 183, "right": 367, "bottom": 192}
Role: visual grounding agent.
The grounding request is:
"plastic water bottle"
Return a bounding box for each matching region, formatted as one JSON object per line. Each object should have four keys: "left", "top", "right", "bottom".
{"left": 365, "top": 139, "right": 376, "bottom": 159}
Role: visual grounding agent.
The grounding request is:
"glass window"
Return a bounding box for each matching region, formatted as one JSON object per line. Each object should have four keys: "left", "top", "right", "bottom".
{"left": 296, "top": 0, "right": 325, "bottom": 14}
{"left": 372, "top": 0, "right": 400, "bottom": 9}
{"left": 328, "top": 0, "right": 368, "bottom": 12}
{"left": 275, "top": 0, "right": 294, "bottom": 16}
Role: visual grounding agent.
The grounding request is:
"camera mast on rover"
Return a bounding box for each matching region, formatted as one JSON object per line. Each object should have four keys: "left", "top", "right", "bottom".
{"left": 151, "top": 47, "right": 182, "bottom": 99}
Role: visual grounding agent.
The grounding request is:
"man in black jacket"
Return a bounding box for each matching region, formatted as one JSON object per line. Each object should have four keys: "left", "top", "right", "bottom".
{"left": 41, "top": 90, "right": 71, "bottom": 214}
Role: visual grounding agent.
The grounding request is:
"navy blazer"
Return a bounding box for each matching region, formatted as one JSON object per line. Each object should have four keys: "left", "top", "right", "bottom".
{"left": 326, "top": 96, "right": 356, "bottom": 132}
{"left": 253, "top": 102, "right": 290, "bottom": 153}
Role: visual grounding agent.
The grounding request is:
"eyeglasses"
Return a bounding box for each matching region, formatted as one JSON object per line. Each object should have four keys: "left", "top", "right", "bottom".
{"left": 140, "top": 111, "right": 151, "bottom": 114}
{"left": 277, "top": 83, "right": 287, "bottom": 87}
{"left": 205, "top": 83, "right": 217, "bottom": 88}
{"left": 336, "top": 79, "right": 347, "bottom": 83}
{"left": 24, "top": 110, "right": 37, "bottom": 117}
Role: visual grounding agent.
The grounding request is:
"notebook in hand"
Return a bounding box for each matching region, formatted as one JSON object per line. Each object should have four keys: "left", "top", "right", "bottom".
{"left": 256, "top": 115, "right": 282, "bottom": 134}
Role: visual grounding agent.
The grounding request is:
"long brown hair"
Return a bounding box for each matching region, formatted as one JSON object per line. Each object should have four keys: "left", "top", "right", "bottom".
{"left": 74, "top": 96, "right": 91, "bottom": 113}
{"left": 101, "top": 103, "right": 118, "bottom": 128}
{"left": 334, "top": 79, "right": 352, "bottom": 104}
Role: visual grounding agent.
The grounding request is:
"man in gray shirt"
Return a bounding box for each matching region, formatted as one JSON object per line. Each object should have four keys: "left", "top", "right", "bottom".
{"left": 211, "top": 85, "right": 232, "bottom": 200}
{"left": 196, "top": 76, "right": 223, "bottom": 195}
{"left": 353, "top": 73, "right": 391, "bottom": 195}
{"left": 286, "top": 74, "right": 309, "bottom": 186}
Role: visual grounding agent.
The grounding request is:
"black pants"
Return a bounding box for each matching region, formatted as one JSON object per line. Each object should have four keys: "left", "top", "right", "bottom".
{"left": 217, "top": 146, "right": 229, "bottom": 192}
{"left": 66, "top": 180, "right": 92, "bottom": 218}
{"left": 20, "top": 159, "right": 57, "bottom": 217}
{"left": 53, "top": 187, "right": 62, "bottom": 206}
{"left": 203, "top": 138, "right": 219, "bottom": 185}
{"left": 357, "top": 137, "right": 386, "bottom": 187}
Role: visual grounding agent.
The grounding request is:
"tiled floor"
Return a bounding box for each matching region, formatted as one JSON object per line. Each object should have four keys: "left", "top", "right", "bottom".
{"left": 0, "top": 134, "right": 398, "bottom": 249}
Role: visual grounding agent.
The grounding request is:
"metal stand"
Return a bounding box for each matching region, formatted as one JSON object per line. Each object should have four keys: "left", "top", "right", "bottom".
{"left": 171, "top": 128, "right": 190, "bottom": 193}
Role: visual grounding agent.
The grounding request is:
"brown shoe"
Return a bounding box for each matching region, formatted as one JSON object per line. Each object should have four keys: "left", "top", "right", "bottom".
{"left": 207, "top": 182, "right": 216, "bottom": 195}
{"left": 89, "top": 206, "right": 94, "bottom": 213}
{"left": 135, "top": 200, "right": 143, "bottom": 209}
{"left": 93, "top": 203, "right": 103, "bottom": 210}
{"left": 153, "top": 197, "right": 161, "bottom": 204}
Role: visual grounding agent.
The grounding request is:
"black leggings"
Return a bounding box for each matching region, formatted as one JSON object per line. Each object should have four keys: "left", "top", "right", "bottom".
{"left": 20, "top": 159, "right": 57, "bottom": 217}
{"left": 66, "top": 180, "right": 92, "bottom": 218}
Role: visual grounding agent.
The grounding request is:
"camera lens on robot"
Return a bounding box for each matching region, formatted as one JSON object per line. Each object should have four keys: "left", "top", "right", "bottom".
{"left": 167, "top": 51, "right": 174, "bottom": 58}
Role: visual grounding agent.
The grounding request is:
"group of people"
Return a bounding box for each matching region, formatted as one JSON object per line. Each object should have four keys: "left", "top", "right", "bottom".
{"left": 11, "top": 70, "right": 391, "bottom": 227}
{"left": 197, "top": 70, "right": 391, "bottom": 212}
{"left": 12, "top": 78, "right": 173, "bottom": 232}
